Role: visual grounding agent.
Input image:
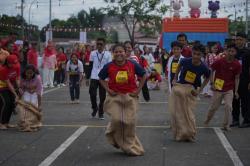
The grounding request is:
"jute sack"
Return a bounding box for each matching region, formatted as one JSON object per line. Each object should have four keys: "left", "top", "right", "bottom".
{"left": 104, "top": 94, "right": 144, "bottom": 156}
{"left": 168, "top": 83, "right": 197, "bottom": 141}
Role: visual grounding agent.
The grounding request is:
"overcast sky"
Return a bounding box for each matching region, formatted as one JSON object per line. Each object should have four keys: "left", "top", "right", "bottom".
{"left": 0, "top": 0, "right": 247, "bottom": 29}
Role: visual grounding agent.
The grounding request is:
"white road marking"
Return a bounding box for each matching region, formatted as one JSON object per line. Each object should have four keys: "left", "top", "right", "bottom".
{"left": 43, "top": 87, "right": 61, "bottom": 95}
{"left": 214, "top": 128, "right": 244, "bottom": 166}
{"left": 38, "top": 126, "right": 87, "bottom": 166}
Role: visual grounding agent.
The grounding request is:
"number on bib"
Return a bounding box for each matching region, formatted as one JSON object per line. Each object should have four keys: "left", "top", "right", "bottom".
{"left": 185, "top": 71, "right": 196, "bottom": 83}
{"left": 116, "top": 71, "right": 128, "bottom": 83}
{"left": 214, "top": 78, "right": 224, "bottom": 90}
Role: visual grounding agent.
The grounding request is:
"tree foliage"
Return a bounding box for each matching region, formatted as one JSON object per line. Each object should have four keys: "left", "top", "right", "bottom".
{"left": 41, "top": 8, "right": 107, "bottom": 42}
{"left": 103, "top": 0, "right": 168, "bottom": 44}
{"left": 228, "top": 15, "right": 246, "bottom": 36}
{"left": 0, "top": 14, "right": 39, "bottom": 40}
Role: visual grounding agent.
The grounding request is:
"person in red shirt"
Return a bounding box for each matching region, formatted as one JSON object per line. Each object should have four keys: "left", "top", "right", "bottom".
{"left": 27, "top": 42, "right": 38, "bottom": 68}
{"left": 204, "top": 44, "right": 241, "bottom": 131}
{"left": 83, "top": 45, "right": 92, "bottom": 86}
{"left": 147, "top": 68, "right": 162, "bottom": 90}
{"left": 0, "top": 55, "right": 20, "bottom": 130}
{"left": 55, "top": 47, "right": 67, "bottom": 86}
{"left": 98, "top": 44, "right": 146, "bottom": 156}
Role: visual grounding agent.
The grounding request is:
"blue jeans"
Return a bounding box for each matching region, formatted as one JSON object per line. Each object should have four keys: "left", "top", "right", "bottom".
{"left": 69, "top": 75, "right": 80, "bottom": 101}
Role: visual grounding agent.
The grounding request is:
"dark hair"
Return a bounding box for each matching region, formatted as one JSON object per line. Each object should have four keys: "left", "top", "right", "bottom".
{"left": 23, "top": 41, "right": 29, "bottom": 47}
{"left": 227, "top": 43, "right": 238, "bottom": 51}
{"left": 124, "top": 41, "right": 133, "bottom": 49}
{"left": 177, "top": 33, "right": 187, "bottom": 40}
{"left": 70, "top": 53, "right": 78, "bottom": 59}
{"left": 171, "top": 41, "right": 183, "bottom": 49}
{"left": 58, "top": 46, "right": 64, "bottom": 53}
{"left": 96, "top": 37, "right": 106, "bottom": 43}
{"left": 21, "top": 64, "right": 39, "bottom": 80}
{"left": 112, "top": 43, "right": 125, "bottom": 52}
{"left": 192, "top": 43, "right": 205, "bottom": 54}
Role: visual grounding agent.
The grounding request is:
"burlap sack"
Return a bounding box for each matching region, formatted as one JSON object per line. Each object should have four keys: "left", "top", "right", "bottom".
{"left": 16, "top": 100, "right": 42, "bottom": 131}
{"left": 104, "top": 94, "right": 144, "bottom": 156}
{"left": 168, "top": 83, "right": 197, "bottom": 141}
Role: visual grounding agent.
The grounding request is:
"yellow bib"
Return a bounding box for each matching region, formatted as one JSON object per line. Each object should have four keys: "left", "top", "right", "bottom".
{"left": 0, "top": 80, "right": 7, "bottom": 88}
{"left": 171, "top": 62, "right": 178, "bottom": 74}
{"left": 116, "top": 71, "right": 128, "bottom": 83}
{"left": 185, "top": 71, "right": 196, "bottom": 83}
{"left": 214, "top": 78, "right": 224, "bottom": 90}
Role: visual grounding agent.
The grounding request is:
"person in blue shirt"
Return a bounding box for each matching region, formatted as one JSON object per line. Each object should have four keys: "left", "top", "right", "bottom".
{"left": 169, "top": 43, "right": 210, "bottom": 142}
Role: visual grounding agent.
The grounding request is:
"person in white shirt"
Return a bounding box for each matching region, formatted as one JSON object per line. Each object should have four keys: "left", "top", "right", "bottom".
{"left": 89, "top": 38, "right": 112, "bottom": 119}
{"left": 143, "top": 47, "right": 155, "bottom": 69}
{"left": 66, "top": 53, "right": 84, "bottom": 104}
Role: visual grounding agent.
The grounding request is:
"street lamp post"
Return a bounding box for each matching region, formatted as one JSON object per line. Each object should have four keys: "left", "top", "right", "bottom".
{"left": 28, "top": 0, "right": 37, "bottom": 41}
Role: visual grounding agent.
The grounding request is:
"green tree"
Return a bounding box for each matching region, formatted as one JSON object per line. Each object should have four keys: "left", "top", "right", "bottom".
{"left": 103, "top": 0, "right": 168, "bottom": 45}
{"left": 41, "top": 8, "right": 107, "bottom": 42}
{"left": 228, "top": 15, "right": 245, "bottom": 36}
{"left": 0, "top": 14, "right": 39, "bottom": 41}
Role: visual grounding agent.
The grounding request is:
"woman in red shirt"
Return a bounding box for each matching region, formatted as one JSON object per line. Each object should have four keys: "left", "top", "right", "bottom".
{"left": 0, "top": 56, "right": 20, "bottom": 130}
{"left": 99, "top": 44, "right": 146, "bottom": 156}
{"left": 83, "top": 45, "right": 92, "bottom": 86}
{"left": 27, "top": 42, "right": 38, "bottom": 68}
{"left": 55, "top": 47, "right": 67, "bottom": 86}
{"left": 147, "top": 68, "right": 162, "bottom": 90}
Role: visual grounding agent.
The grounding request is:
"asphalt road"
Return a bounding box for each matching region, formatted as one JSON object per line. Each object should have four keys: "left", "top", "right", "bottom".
{"left": 0, "top": 82, "right": 249, "bottom": 166}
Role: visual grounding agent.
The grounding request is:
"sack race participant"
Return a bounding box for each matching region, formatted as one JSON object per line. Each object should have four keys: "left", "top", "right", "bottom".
{"left": 204, "top": 44, "right": 241, "bottom": 131}
{"left": 169, "top": 44, "right": 210, "bottom": 142}
{"left": 166, "top": 41, "right": 184, "bottom": 92}
{"left": 17, "top": 65, "right": 43, "bottom": 132}
{"left": 99, "top": 44, "right": 146, "bottom": 156}
{"left": 0, "top": 59, "right": 19, "bottom": 130}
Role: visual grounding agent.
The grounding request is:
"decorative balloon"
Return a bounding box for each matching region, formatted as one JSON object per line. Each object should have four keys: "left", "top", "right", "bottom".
{"left": 188, "top": 0, "right": 201, "bottom": 18}
{"left": 171, "top": 0, "right": 184, "bottom": 18}
{"left": 208, "top": 1, "right": 220, "bottom": 18}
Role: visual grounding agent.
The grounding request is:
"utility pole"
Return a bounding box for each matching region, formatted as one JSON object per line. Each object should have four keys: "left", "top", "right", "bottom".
{"left": 246, "top": 0, "right": 249, "bottom": 35}
{"left": 21, "top": 0, "right": 25, "bottom": 40}
{"left": 49, "top": 0, "right": 52, "bottom": 40}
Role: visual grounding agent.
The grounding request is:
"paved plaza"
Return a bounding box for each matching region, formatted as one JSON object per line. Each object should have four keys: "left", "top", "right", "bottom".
{"left": 0, "top": 82, "right": 249, "bottom": 166}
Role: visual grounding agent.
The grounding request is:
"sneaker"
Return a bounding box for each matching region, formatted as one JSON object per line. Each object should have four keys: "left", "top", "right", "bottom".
{"left": 75, "top": 100, "right": 80, "bottom": 104}
{"left": 99, "top": 115, "right": 105, "bottom": 120}
{"left": 61, "top": 83, "right": 66, "bottom": 87}
{"left": 43, "top": 85, "right": 48, "bottom": 88}
{"left": 91, "top": 111, "right": 97, "bottom": 118}
{"left": 230, "top": 121, "right": 239, "bottom": 127}
{"left": 70, "top": 101, "right": 75, "bottom": 104}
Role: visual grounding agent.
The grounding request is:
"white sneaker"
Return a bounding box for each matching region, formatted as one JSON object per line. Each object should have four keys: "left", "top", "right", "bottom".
{"left": 49, "top": 85, "right": 55, "bottom": 88}
{"left": 60, "top": 83, "right": 66, "bottom": 87}
{"left": 75, "top": 100, "right": 80, "bottom": 104}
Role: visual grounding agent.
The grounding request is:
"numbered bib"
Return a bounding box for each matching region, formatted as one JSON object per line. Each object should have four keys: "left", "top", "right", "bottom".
{"left": 171, "top": 62, "right": 178, "bottom": 74}
{"left": 150, "top": 78, "right": 156, "bottom": 82}
{"left": 214, "top": 78, "right": 224, "bottom": 90}
{"left": 185, "top": 71, "right": 196, "bottom": 83}
{"left": 116, "top": 71, "right": 128, "bottom": 83}
{"left": 0, "top": 80, "right": 7, "bottom": 88}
